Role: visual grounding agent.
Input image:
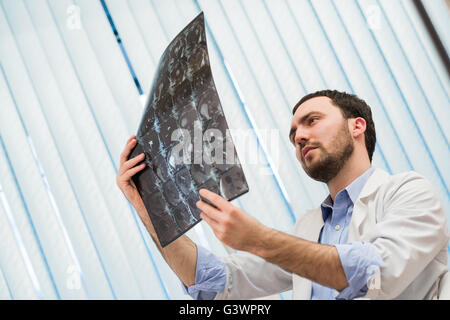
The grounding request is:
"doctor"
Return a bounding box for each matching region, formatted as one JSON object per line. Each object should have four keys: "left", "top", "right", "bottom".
{"left": 116, "top": 90, "right": 449, "bottom": 299}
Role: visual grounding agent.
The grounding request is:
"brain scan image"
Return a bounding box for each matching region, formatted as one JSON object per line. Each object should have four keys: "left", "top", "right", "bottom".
{"left": 169, "top": 59, "right": 188, "bottom": 88}
{"left": 186, "top": 18, "right": 205, "bottom": 51}
{"left": 196, "top": 88, "right": 223, "bottom": 125}
{"left": 162, "top": 179, "right": 181, "bottom": 206}
{"left": 134, "top": 167, "right": 159, "bottom": 195}
{"left": 192, "top": 67, "right": 213, "bottom": 95}
{"left": 141, "top": 129, "right": 160, "bottom": 155}
{"left": 159, "top": 115, "right": 179, "bottom": 148}
{"left": 215, "top": 137, "right": 238, "bottom": 173}
{"left": 151, "top": 153, "right": 170, "bottom": 181}
{"left": 171, "top": 201, "right": 192, "bottom": 231}
{"left": 178, "top": 101, "right": 200, "bottom": 144}
{"left": 204, "top": 114, "right": 228, "bottom": 144}
{"left": 144, "top": 192, "right": 167, "bottom": 217}
{"left": 169, "top": 35, "right": 187, "bottom": 61}
{"left": 188, "top": 45, "right": 209, "bottom": 72}
{"left": 185, "top": 192, "right": 202, "bottom": 220}
{"left": 175, "top": 167, "right": 193, "bottom": 195}
{"left": 155, "top": 94, "right": 174, "bottom": 123}
{"left": 153, "top": 73, "right": 171, "bottom": 101}
{"left": 219, "top": 165, "right": 249, "bottom": 200}
{"left": 172, "top": 80, "right": 193, "bottom": 106}
{"left": 190, "top": 162, "right": 212, "bottom": 186}
{"left": 178, "top": 102, "right": 199, "bottom": 129}
{"left": 138, "top": 106, "right": 156, "bottom": 135}
{"left": 129, "top": 12, "right": 248, "bottom": 247}
{"left": 167, "top": 144, "right": 186, "bottom": 172}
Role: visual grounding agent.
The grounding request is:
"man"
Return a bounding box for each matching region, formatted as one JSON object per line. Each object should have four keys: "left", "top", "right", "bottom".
{"left": 116, "top": 90, "right": 449, "bottom": 299}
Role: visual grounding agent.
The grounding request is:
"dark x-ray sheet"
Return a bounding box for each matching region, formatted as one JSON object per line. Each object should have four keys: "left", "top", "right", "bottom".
{"left": 129, "top": 12, "right": 249, "bottom": 247}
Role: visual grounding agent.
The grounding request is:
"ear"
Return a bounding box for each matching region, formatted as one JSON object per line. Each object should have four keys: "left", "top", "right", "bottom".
{"left": 349, "top": 117, "right": 366, "bottom": 139}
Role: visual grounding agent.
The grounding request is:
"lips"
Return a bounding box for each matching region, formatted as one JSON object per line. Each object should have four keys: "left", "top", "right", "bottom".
{"left": 302, "top": 146, "right": 318, "bottom": 158}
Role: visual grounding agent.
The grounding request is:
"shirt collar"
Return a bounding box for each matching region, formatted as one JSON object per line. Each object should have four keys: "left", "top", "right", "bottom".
{"left": 320, "top": 166, "right": 375, "bottom": 220}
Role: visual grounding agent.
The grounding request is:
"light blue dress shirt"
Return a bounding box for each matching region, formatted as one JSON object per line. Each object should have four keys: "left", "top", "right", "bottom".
{"left": 312, "top": 166, "right": 382, "bottom": 299}
{"left": 182, "top": 167, "right": 383, "bottom": 300}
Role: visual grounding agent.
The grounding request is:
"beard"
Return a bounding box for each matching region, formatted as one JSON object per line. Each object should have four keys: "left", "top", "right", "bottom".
{"left": 300, "top": 121, "right": 354, "bottom": 183}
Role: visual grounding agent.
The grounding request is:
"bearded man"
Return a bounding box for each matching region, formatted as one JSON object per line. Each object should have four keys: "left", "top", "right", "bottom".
{"left": 117, "top": 90, "right": 449, "bottom": 300}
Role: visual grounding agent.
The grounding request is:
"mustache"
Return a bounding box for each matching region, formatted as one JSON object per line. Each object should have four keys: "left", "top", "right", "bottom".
{"left": 300, "top": 142, "right": 321, "bottom": 150}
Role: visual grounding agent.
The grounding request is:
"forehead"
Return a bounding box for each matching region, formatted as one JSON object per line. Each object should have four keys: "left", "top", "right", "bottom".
{"left": 292, "top": 96, "right": 341, "bottom": 124}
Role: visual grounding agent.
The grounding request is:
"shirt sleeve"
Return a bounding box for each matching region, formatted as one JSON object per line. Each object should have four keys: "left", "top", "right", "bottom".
{"left": 180, "top": 244, "right": 227, "bottom": 300}
{"left": 334, "top": 241, "right": 383, "bottom": 300}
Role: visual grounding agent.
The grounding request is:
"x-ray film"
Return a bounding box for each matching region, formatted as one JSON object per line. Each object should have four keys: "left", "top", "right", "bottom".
{"left": 129, "top": 12, "right": 249, "bottom": 247}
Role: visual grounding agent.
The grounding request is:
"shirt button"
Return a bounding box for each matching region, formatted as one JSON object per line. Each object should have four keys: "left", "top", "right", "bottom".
{"left": 334, "top": 225, "right": 341, "bottom": 231}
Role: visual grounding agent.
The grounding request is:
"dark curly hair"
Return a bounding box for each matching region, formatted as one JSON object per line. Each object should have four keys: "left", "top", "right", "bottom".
{"left": 292, "top": 90, "right": 376, "bottom": 162}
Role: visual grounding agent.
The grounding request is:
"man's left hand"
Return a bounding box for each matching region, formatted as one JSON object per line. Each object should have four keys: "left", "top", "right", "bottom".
{"left": 196, "top": 188, "right": 269, "bottom": 253}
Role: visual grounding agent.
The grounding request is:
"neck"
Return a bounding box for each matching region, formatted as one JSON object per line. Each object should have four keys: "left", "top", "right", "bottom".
{"left": 326, "top": 151, "right": 371, "bottom": 202}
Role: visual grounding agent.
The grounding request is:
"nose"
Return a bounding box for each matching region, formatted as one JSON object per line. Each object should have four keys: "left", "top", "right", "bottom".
{"left": 294, "top": 127, "right": 309, "bottom": 147}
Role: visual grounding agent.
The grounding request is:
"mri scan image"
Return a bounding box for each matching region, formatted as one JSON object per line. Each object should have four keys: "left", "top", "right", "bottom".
{"left": 129, "top": 12, "right": 248, "bottom": 247}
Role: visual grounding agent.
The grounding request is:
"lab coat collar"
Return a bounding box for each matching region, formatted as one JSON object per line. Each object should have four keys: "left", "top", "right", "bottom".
{"left": 348, "top": 168, "right": 391, "bottom": 241}
{"left": 358, "top": 168, "right": 391, "bottom": 200}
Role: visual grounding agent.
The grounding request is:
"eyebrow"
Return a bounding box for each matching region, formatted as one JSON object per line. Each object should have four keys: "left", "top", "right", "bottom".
{"left": 289, "top": 111, "right": 325, "bottom": 142}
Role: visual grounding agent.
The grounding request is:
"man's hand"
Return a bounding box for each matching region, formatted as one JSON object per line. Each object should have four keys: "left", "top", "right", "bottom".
{"left": 196, "top": 188, "right": 349, "bottom": 291}
{"left": 196, "top": 188, "right": 269, "bottom": 254}
{"left": 116, "top": 135, "right": 197, "bottom": 286}
{"left": 116, "top": 135, "right": 147, "bottom": 213}
{"left": 116, "top": 135, "right": 157, "bottom": 236}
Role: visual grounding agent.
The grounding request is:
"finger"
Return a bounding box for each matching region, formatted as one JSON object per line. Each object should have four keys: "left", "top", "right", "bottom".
{"left": 123, "top": 152, "right": 146, "bottom": 171}
{"left": 120, "top": 138, "right": 136, "bottom": 165}
{"left": 121, "top": 162, "right": 146, "bottom": 180}
{"left": 120, "top": 137, "right": 138, "bottom": 166}
{"left": 126, "top": 135, "right": 136, "bottom": 144}
{"left": 199, "top": 188, "right": 232, "bottom": 211}
{"left": 196, "top": 200, "right": 223, "bottom": 224}
{"left": 200, "top": 211, "right": 221, "bottom": 231}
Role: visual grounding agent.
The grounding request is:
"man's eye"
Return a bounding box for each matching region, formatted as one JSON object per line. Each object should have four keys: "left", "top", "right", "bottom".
{"left": 309, "top": 117, "right": 318, "bottom": 124}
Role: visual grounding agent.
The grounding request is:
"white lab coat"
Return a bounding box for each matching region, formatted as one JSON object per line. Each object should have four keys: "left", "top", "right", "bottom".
{"left": 215, "top": 168, "right": 449, "bottom": 300}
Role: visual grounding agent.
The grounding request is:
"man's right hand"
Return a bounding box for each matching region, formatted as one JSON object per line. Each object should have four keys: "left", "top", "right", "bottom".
{"left": 116, "top": 135, "right": 148, "bottom": 215}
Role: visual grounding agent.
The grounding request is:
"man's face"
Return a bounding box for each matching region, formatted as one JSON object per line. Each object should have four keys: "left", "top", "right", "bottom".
{"left": 289, "top": 97, "right": 354, "bottom": 183}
